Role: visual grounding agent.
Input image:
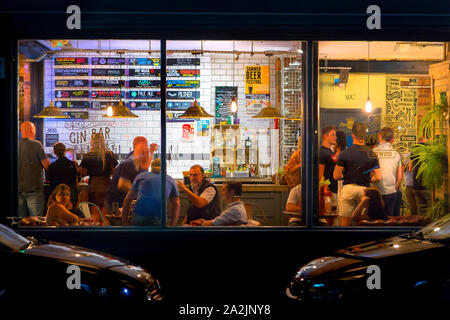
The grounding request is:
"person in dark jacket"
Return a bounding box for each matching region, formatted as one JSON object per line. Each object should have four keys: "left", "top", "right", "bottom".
{"left": 47, "top": 142, "right": 78, "bottom": 210}
{"left": 177, "top": 164, "right": 220, "bottom": 224}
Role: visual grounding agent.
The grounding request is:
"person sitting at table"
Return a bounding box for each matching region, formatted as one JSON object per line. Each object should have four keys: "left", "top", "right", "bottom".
{"left": 47, "top": 142, "right": 79, "bottom": 210}
{"left": 121, "top": 159, "right": 180, "bottom": 226}
{"left": 45, "top": 184, "right": 80, "bottom": 226}
{"left": 104, "top": 139, "right": 152, "bottom": 214}
{"left": 351, "top": 187, "right": 388, "bottom": 222}
{"left": 285, "top": 183, "right": 302, "bottom": 226}
{"left": 190, "top": 181, "right": 248, "bottom": 226}
{"left": 176, "top": 164, "right": 220, "bottom": 224}
{"left": 80, "top": 133, "right": 118, "bottom": 208}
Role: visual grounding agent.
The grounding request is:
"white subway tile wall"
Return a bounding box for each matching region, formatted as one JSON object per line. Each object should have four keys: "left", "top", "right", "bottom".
{"left": 43, "top": 51, "right": 279, "bottom": 179}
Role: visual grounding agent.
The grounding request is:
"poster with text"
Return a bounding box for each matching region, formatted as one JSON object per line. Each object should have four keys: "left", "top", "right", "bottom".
{"left": 245, "top": 65, "right": 270, "bottom": 99}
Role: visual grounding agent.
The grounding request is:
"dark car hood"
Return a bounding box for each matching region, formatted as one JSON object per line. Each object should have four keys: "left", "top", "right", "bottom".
{"left": 335, "top": 236, "right": 445, "bottom": 259}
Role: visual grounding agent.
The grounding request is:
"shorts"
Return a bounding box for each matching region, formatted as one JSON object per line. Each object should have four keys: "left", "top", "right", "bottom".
{"left": 338, "top": 184, "right": 366, "bottom": 218}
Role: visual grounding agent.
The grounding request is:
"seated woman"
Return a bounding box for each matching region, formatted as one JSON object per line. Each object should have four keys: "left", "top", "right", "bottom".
{"left": 352, "top": 187, "right": 389, "bottom": 222}
{"left": 46, "top": 184, "right": 81, "bottom": 226}
{"left": 190, "top": 181, "right": 247, "bottom": 226}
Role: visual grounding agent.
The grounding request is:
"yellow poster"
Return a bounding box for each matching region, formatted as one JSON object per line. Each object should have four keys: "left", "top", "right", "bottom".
{"left": 245, "top": 65, "right": 270, "bottom": 97}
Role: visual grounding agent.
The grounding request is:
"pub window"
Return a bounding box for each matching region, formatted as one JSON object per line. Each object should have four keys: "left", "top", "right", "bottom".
{"left": 317, "top": 41, "right": 448, "bottom": 227}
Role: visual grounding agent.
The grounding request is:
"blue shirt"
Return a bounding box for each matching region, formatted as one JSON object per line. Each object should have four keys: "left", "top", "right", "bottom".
{"left": 131, "top": 172, "right": 179, "bottom": 218}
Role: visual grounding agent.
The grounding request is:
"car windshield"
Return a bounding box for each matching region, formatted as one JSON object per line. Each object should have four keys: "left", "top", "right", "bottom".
{"left": 0, "top": 223, "right": 31, "bottom": 251}
{"left": 417, "top": 214, "right": 450, "bottom": 241}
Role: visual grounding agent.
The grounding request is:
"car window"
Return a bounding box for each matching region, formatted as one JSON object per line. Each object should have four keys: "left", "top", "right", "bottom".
{"left": 418, "top": 214, "right": 450, "bottom": 241}
{"left": 0, "top": 224, "right": 31, "bottom": 251}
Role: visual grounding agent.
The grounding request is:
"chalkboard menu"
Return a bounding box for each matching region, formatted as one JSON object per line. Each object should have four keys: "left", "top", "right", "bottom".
{"left": 167, "top": 80, "right": 200, "bottom": 88}
{"left": 128, "top": 68, "right": 161, "bottom": 77}
{"left": 167, "top": 69, "right": 200, "bottom": 77}
{"left": 55, "top": 101, "right": 90, "bottom": 109}
{"left": 91, "top": 90, "right": 122, "bottom": 98}
{"left": 55, "top": 80, "right": 89, "bottom": 87}
{"left": 128, "top": 58, "right": 161, "bottom": 66}
{"left": 92, "top": 57, "right": 125, "bottom": 65}
{"left": 54, "top": 57, "right": 88, "bottom": 65}
{"left": 92, "top": 69, "right": 124, "bottom": 76}
{"left": 128, "top": 101, "right": 161, "bottom": 109}
{"left": 55, "top": 90, "right": 90, "bottom": 98}
{"left": 91, "top": 80, "right": 122, "bottom": 88}
{"left": 128, "top": 80, "right": 161, "bottom": 88}
{"left": 215, "top": 86, "right": 237, "bottom": 123}
{"left": 128, "top": 91, "right": 161, "bottom": 99}
{"left": 167, "top": 58, "right": 200, "bottom": 66}
{"left": 64, "top": 111, "right": 89, "bottom": 119}
{"left": 45, "top": 134, "right": 59, "bottom": 147}
{"left": 167, "top": 91, "right": 200, "bottom": 100}
{"left": 55, "top": 68, "right": 89, "bottom": 76}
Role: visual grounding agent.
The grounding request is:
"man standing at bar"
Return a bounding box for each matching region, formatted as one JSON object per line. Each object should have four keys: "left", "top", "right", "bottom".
{"left": 319, "top": 126, "right": 338, "bottom": 208}
{"left": 333, "top": 122, "right": 381, "bottom": 226}
{"left": 373, "top": 127, "right": 403, "bottom": 216}
{"left": 177, "top": 164, "right": 220, "bottom": 224}
{"left": 18, "top": 121, "right": 50, "bottom": 217}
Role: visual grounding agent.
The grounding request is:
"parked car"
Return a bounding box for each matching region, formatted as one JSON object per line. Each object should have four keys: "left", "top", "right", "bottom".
{"left": 0, "top": 223, "right": 163, "bottom": 303}
{"left": 286, "top": 214, "right": 450, "bottom": 303}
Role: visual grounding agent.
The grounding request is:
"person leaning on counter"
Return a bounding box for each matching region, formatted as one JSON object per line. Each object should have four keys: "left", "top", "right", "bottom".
{"left": 176, "top": 165, "right": 220, "bottom": 224}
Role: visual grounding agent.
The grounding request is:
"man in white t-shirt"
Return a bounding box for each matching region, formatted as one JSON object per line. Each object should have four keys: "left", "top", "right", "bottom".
{"left": 285, "top": 184, "right": 302, "bottom": 226}
{"left": 373, "top": 127, "right": 403, "bottom": 216}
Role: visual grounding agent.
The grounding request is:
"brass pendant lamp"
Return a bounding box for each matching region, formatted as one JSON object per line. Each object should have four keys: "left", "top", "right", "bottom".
{"left": 252, "top": 102, "right": 286, "bottom": 119}
{"left": 179, "top": 50, "right": 213, "bottom": 118}
{"left": 285, "top": 109, "right": 302, "bottom": 121}
{"left": 34, "top": 54, "right": 70, "bottom": 119}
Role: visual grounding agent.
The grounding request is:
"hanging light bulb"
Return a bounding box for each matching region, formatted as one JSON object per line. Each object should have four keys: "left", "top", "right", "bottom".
{"left": 231, "top": 97, "right": 237, "bottom": 113}
{"left": 365, "top": 97, "right": 372, "bottom": 113}
{"left": 106, "top": 106, "right": 113, "bottom": 117}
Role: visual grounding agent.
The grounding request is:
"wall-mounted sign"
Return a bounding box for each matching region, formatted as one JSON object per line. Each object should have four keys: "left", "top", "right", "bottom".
{"left": 245, "top": 100, "right": 270, "bottom": 117}
{"left": 128, "top": 58, "right": 161, "bottom": 66}
{"left": 167, "top": 102, "right": 192, "bottom": 110}
{"left": 167, "top": 69, "right": 200, "bottom": 77}
{"left": 197, "top": 120, "right": 209, "bottom": 137}
{"left": 55, "top": 68, "right": 89, "bottom": 76}
{"left": 245, "top": 65, "right": 270, "bottom": 99}
{"left": 167, "top": 91, "right": 200, "bottom": 100}
{"left": 128, "top": 91, "right": 161, "bottom": 99}
{"left": 45, "top": 133, "right": 59, "bottom": 147}
{"left": 182, "top": 123, "right": 195, "bottom": 142}
{"left": 91, "top": 101, "right": 115, "bottom": 109}
{"left": 128, "top": 101, "right": 161, "bottom": 110}
{"left": 55, "top": 90, "right": 90, "bottom": 98}
{"left": 55, "top": 101, "right": 90, "bottom": 109}
{"left": 167, "top": 58, "right": 200, "bottom": 66}
{"left": 91, "top": 69, "right": 124, "bottom": 76}
{"left": 64, "top": 111, "right": 89, "bottom": 120}
{"left": 55, "top": 80, "right": 89, "bottom": 87}
{"left": 128, "top": 80, "right": 161, "bottom": 88}
{"left": 167, "top": 111, "right": 193, "bottom": 123}
{"left": 54, "top": 57, "right": 88, "bottom": 65}
{"left": 91, "top": 90, "right": 122, "bottom": 98}
{"left": 215, "top": 86, "right": 237, "bottom": 123}
{"left": 167, "top": 80, "right": 200, "bottom": 88}
{"left": 91, "top": 57, "right": 125, "bottom": 65}
{"left": 91, "top": 80, "right": 122, "bottom": 88}
{"left": 128, "top": 68, "right": 161, "bottom": 77}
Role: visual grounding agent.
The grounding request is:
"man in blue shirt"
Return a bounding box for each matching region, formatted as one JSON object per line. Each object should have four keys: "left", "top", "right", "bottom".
{"left": 121, "top": 158, "right": 180, "bottom": 226}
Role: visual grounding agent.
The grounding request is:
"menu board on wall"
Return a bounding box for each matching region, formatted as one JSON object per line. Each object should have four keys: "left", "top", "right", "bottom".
{"left": 55, "top": 69, "right": 89, "bottom": 76}
{"left": 45, "top": 134, "right": 59, "bottom": 147}
{"left": 91, "top": 69, "right": 124, "bottom": 76}
{"left": 54, "top": 57, "right": 88, "bottom": 65}
{"left": 91, "top": 90, "right": 122, "bottom": 98}
{"left": 128, "top": 68, "right": 161, "bottom": 77}
{"left": 167, "top": 58, "right": 200, "bottom": 66}
{"left": 91, "top": 80, "right": 122, "bottom": 88}
{"left": 128, "top": 58, "right": 161, "bottom": 66}
{"left": 128, "top": 91, "right": 161, "bottom": 99}
{"left": 55, "top": 101, "right": 90, "bottom": 109}
{"left": 215, "top": 86, "right": 237, "bottom": 123}
{"left": 128, "top": 101, "right": 161, "bottom": 110}
{"left": 55, "top": 90, "right": 90, "bottom": 98}
{"left": 245, "top": 65, "right": 270, "bottom": 99}
{"left": 55, "top": 80, "right": 89, "bottom": 87}
{"left": 167, "top": 69, "right": 200, "bottom": 77}
{"left": 91, "top": 57, "right": 125, "bottom": 65}
{"left": 167, "top": 91, "right": 200, "bottom": 100}
{"left": 167, "top": 80, "right": 200, "bottom": 88}
{"left": 128, "top": 80, "right": 161, "bottom": 88}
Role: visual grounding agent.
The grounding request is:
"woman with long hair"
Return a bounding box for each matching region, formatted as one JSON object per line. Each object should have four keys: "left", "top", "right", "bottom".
{"left": 352, "top": 187, "right": 388, "bottom": 221}
{"left": 46, "top": 184, "right": 80, "bottom": 226}
{"left": 80, "top": 133, "right": 118, "bottom": 207}
{"left": 283, "top": 137, "right": 301, "bottom": 189}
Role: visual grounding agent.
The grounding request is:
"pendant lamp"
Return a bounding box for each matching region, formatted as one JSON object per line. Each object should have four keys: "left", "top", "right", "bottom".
{"left": 252, "top": 102, "right": 285, "bottom": 119}
{"left": 365, "top": 41, "right": 373, "bottom": 113}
